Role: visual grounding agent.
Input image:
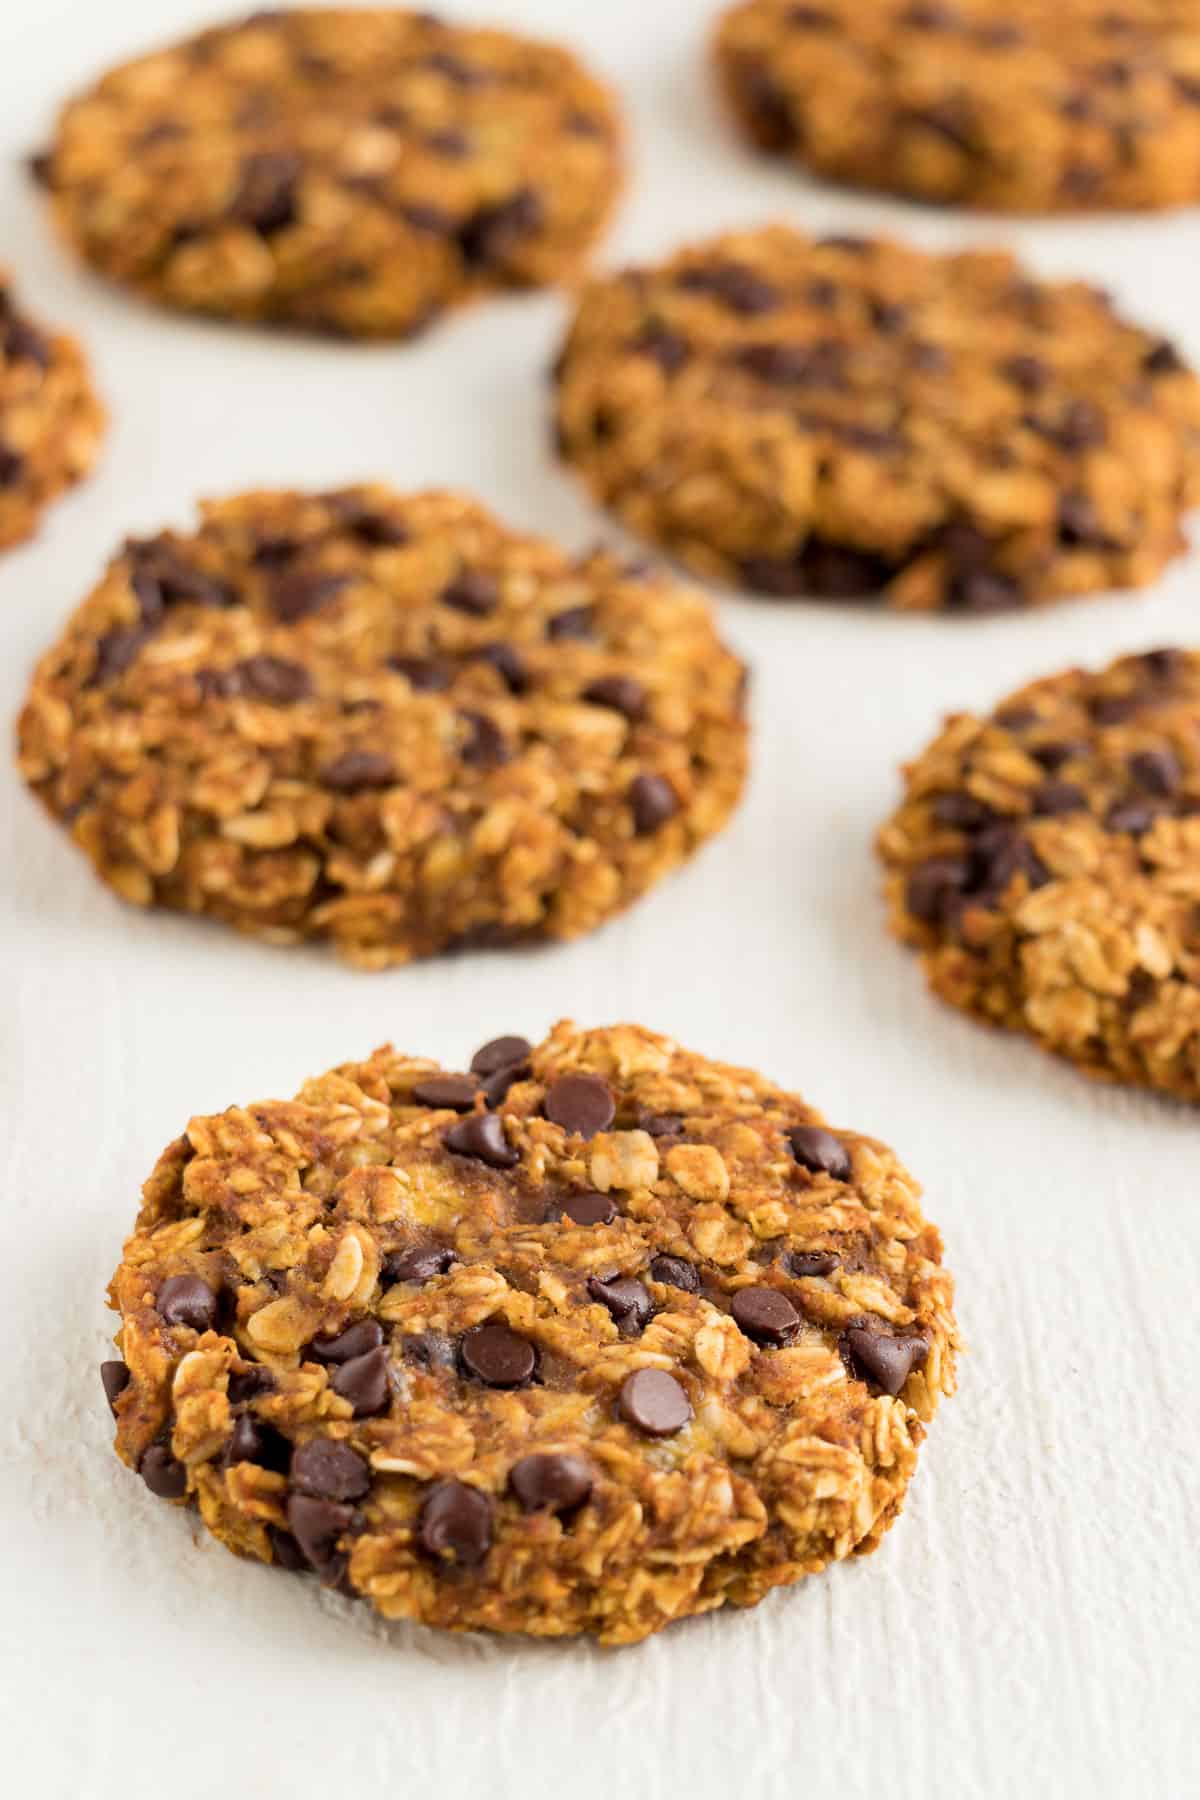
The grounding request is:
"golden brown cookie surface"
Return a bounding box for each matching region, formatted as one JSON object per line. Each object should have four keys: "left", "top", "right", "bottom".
{"left": 103, "top": 1021, "right": 957, "bottom": 1644}
{"left": 0, "top": 269, "right": 104, "bottom": 551}
{"left": 34, "top": 8, "right": 621, "bottom": 337}
{"left": 553, "top": 224, "right": 1200, "bottom": 611}
{"left": 716, "top": 0, "right": 1200, "bottom": 213}
{"left": 879, "top": 647, "right": 1200, "bottom": 1100}
{"left": 17, "top": 486, "right": 747, "bottom": 965}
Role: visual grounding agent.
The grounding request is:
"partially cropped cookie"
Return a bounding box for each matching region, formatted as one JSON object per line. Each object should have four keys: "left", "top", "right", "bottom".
{"left": 32, "top": 8, "right": 621, "bottom": 337}
{"left": 716, "top": 1, "right": 1200, "bottom": 213}
{"left": 102, "top": 1020, "right": 957, "bottom": 1645}
{"left": 17, "top": 487, "right": 746, "bottom": 965}
{"left": 879, "top": 648, "right": 1200, "bottom": 1100}
{"left": 0, "top": 270, "right": 104, "bottom": 551}
{"left": 553, "top": 225, "right": 1200, "bottom": 611}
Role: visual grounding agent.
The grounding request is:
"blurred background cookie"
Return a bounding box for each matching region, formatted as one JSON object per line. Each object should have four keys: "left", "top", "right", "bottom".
{"left": 0, "top": 268, "right": 104, "bottom": 551}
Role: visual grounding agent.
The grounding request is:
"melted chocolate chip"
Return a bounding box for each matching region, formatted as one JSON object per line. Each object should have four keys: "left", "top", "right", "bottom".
{"left": 89, "top": 625, "right": 153, "bottom": 686}
{"left": 842, "top": 1325, "right": 928, "bottom": 1396}
{"left": 418, "top": 1480, "right": 492, "bottom": 1565}
{"left": 157, "top": 1274, "right": 218, "bottom": 1333}
{"left": 649, "top": 1255, "right": 700, "bottom": 1292}
{"left": 509, "top": 1452, "right": 593, "bottom": 1514}
{"left": 588, "top": 1275, "right": 653, "bottom": 1333}
{"left": 618, "top": 1368, "right": 692, "bottom": 1437}
{"left": 402, "top": 1330, "right": 456, "bottom": 1369}
{"left": 271, "top": 568, "right": 352, "bottom": 623}
{"left": 383, "top": 1245, "right": 456, "bottom": 1285}
{"left": 461, "top": 1323, "right": 536, "bottom": 1388}
{"left": 906, "top": 857, "right": 969, "bottom": 925}
{"left": 543, "top": 1073, "right": 615, "bottom": 1138}
{"left": 784, "top": 1250, "right": 839, "bottom": 1278}
{"left": 291, "top": 1438, "right": 371, "bottom": 1501}
{"left": 306, "top": 1319, "right": 384, "bottom": 1366}
{"left": 788, "top": 1125, "right": 851, "bottom": 1180}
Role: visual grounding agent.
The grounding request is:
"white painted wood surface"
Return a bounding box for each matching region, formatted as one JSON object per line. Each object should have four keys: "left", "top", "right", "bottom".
{"left": 2, "top": 3, "right": 1195, "bottom": 1795}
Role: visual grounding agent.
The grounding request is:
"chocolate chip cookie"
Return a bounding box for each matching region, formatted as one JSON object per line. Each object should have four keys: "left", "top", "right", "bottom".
{"left": 716, "top": 1, "right": 1200, "bottom": 213}
{"left": 32, "top": 8, "right": 621, "bottom": 337}
{"left": 553, "top": 224, "right": 1200, "bottom": 610}
{"left": 0, "top": 269, "right": 104, "bottom": 551}
{"left": 102, "top": 1021, "right": 957, "bottom": 1644}
{"left": 879, "top": 648, "right": 1200, "bottom": 1099}
{"left": 17, "top": 487, "right": 746, "bottom": 965}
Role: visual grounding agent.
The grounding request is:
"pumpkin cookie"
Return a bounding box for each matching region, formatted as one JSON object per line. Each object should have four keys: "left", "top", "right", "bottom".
{"left": 102, "top": 1020, "right": 957, "bottom": 1644}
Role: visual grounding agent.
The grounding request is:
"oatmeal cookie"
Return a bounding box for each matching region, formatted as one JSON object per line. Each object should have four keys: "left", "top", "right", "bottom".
{"left": 0, "top": 269, "right": 104, "bottom": 551}
{"left": 32, "top": 8, "right": 621, "bottom": 338}
{"left": 16, "top": 486, "right": 746, "bottom": 966}
{"left": 552, "top": 224, "right": 1200, "bottom": 610}
{"left": 878, "top": 647, "right": 1200, "bottom": 1100}
{"left": 715, "top": 1, "right": 1200, "bottom": 213}
{"left": 102, "top": 1020, "right": 957, "bottom": 1645}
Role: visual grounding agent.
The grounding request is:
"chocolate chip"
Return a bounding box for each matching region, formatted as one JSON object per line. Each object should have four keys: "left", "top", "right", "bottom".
{"left": 470, "top": 1034, "right": 532, "bottom": 1075}
{"left": 425, "top": 49, "right": 487, "bottom": 86}
{"left": 291, "top": 1438, "right": 371, "bottom": 1501}
{"left": 561, "top": 1191, "right": 617, "bottom": 1226}
{"left": 412, "top": 1071, "right": 482, "bottom": 1112}
{"left": 546, "top": 604, "right": 595, "bottom": 642}
{"left": 509, "top": 1452, "right": 593, "bottom": 1514}
{"left": 124, "top": 536, "right": 238, "bottom": 614}
{"left": 444, "top": 1108, "right": 518, "bottom": 1166}
{"left": 967, "top": 822, "right": 1049, "bottom": 897}
{"left": 932, "top": 792, "right": 993, "bottom": 832}
{"left": 995, "top": 706, "right": 1037, "bottom": 732}
{"left": 231, "top": 150, "right": 301, "bottom": 235}
{"left": 649, "top": 1255, "right": 701, "bottom": 1291}
{"left": 474, "top": 642, "right": 528, "bottom": 693}
{"left": 1143, "top": 339, "right": 1187, "bottom": 377}
{"left": 1128, "top": 749, "right": 1181, "bottom": 797}
{"left": 1139, "top": 648, "right": 1183, "bottom": 683}
{"left": 157, "top": 1274, "right": 218, "bottom": 1333}
{"left": 440, "top": 569, "right": 499, "bottom": 616}
{"left": 391, "top": 654, "right": 451, "bottom": 691}
{"left": 1032, "top": 779, "right": 1087, "bottom": 816}
{"left": 400, "top": 201, "right": 456, "bottom": 235}
{"left": 425, "top": 127, "right": 471, "bottom": 158}
{"left": 286, "top": 1493, "right": 354, "bottom": 1574}
{"left": 999, "top": 353, "right": 1049, "bottom": 393}
{"left": 140, "top": 1442, "right": 187, "bottom": 1499}
{"left": 588, "top": 1275, "right": 653, "bottom": 1335}
{"left": 543, "top": 1073, "right": 615, "bottom": 1138}
{"left": 271, "top": 568, "right": 351, "bottom": 622}
{"left": 734, "top": 339, "right": 845, "bottom": 386}
{"left": 784, "top": 1250, "right": 839, "bottom": 1278}
{"left": 1058, "top": 493, "right": 1112, "bottom": 549}
{"left": 227, "top": 1365, "right": 275, "bottom": 1405}
{"left": 630, "top": 772, "right": 679, "bottom": 835}
{"left": 89, "top": 624, "right": 152, "bottom": 686}
{"left": 677, "top": 262, "right": 780, "bottom": 316}
{"left": 1090, "top": 693, "right": 1141, "bottom": 725}
{"left": 458, "top": 189, "right": 542, "bottom": 268}
{"left": 631, "top": 321, "right": 691, "bottom": 372}
{"left": 101, "top": 1360, "right": 130, "bottom": 1412}
{"left": 461, "top": 1323, "right": 536, "bottom": 1388}
{"left": 731, "top": 1286, "right": 801, "bottom": 1345}
{"left": 235, "top": 654, "right": 312, "bottom": 703}
{"left": 267, "top": 1526, "right": 307, "bottom": 1571}
{"left": 906, "top": 857, "right": 969, "bottom": 925}
{"left": 306, "top": 1319, "right": 384, "bottom": 1366}
{"left": 27, "top": 148, "right": 54, "bottom": 188}
{"left": 739, "top": 541, "right": 890, "bottom": 600}
{"left": 618, "top": 1368, "right": 691, "bottom": 1437}
{"left": 0, "top": 443, "right": 25, "bottom": 489}
{"left": 842, "top": 1325, "right": 928, "bottom": 1396}
{"left": 788, "top": 1124, "right": 851, "bottom": 1180}
{"left": 582, "top": 675, "right": 645, "bottom": 720}
{"left": 226, "top": 1413, "right": 290, "bottom": 1472}
{"left": 481, "top": 1063, "right": 524, "bottom": 1108}
{"left": 402, "top": 1330, "right": 457, "bottom": 1369}
{"left": 329, "top": 1346, "right": 390, "bottom": 1416}
{"left": 459, "top": 710, "right": 510, "bottom": 769}
{"left": 1032, "top": 739, "right": 1087, "bottom": 772}
{"left": 383, "top": 1246, "right": 457, "bottom": 1287}
{"left": 1037, "top": 399, "right": 1107, "bottom": 452}
{"left": 640, "top": 1112, "right": 685, "bottom": 1138}
{"left": 320, "top": 750, "right": 394, "bottom": 792}
{"left": 787, "top": 6, "right": 836, "bottom": 26}
{"left": 418, "top": 1480, "right": 492, "bottom": 1565}
{"left": 4, "top": 316, "right": 50, "bottom": 367}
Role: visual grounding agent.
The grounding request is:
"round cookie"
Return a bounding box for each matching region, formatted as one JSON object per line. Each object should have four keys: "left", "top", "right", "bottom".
{"left": 102, "top": 1020, "right": 958, "bottom": 1645}
{"left": 32, "top": 8, "right": 621, "bottom": 338}
{"left": 552, "top": 224, "right": 1200, "bottom": 611}
{"left": 715, "top": 1, "right": 1200, "bottom": 214}
{"left": 878, "top": 647, "right": 1200, "bottom": 1100}
{"left": 17, "top": 486, "right": 747, "bottom": 966}
{"left": 0, "top": 269, "right": 104, "bottom": 551}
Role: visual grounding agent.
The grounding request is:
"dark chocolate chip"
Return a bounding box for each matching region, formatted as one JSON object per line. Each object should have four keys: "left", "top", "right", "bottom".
{"left": 418, "top": 1480, "right": 492, "bottom": 1565}
{"left": 932, "top": 792, "right": 993, "bottom": 832}
{"left": 843, "top": 1326, "right": 928, "bottom": 1396}
{"left": 731, "top": 1286, "right": 801, "bottom": 1345}
{"left": 630, "top": 772, "right": 679, "bottom": 834}
{"left": 509, "top": 1452, "right": 593, "bottom": 1514}
{"left": 1000, "top": 354, "right": 1049, "bottom": 393}
{"left": 306, "top": 1319, "right": 384, "bottom": 1366}
{"left": 788, "top": 1124, "right": 851, "bottom": 1180}
{"left": 286, "top": 1492, "right": 354, "bottom": 1573}
{"left": 1032, "top": 779, "right": 1087, "bottom": 817}
{"left": 101, "top": 1360, "right": 130, "bottom": 1412}
{"left": 948, "top": 569, "right": 1023, "bottom": 613}
{"left": 231, "top": 150, "right": 302, "bottom": 235}
{"left": 582, "top": 675, "right": 645, "bottom": 720}
{"left": 481, "top": 1062, "right": 525, "bottom": 1108}
{"left": 1128, "top": 749, "right": 1180, "bottom": 797}
{"left": 1032, "top": 739, "right": 1087, "bottom": 772}
{"left": 474, "top": 642, "right": 528, "bottom": 693}
{"left": 461, "top": 1323, "right": 536, "bottom": 1388}
{"left": 1037, "top": 399, "right": 1107, "bottom": 452}
{"left": 967, "top": 822, "right": 1049, "bottom": 897}
{"left": 906, "top": 857, "right": 969, "bottom": 925}
{"left": 1058, "top": 493, "right": 1112, "bottom": 549}
{"left": 226, "top": 1413, "right": 290, "bottom": 1472}
{"left": 267, "top": 1526, "right": 307, "bottom": 1571}
{"left": 784, "top": 1250, "right": 839, "bottom": 1278}
{"left": 561, "top": 1190, "right": 617, "bottom": 1226}
{"left": 401, "top": 201, "right": 456, "bottom": 235}
{"left": 631, "top": 321, "right": 691, "bottom": 372}
{"left": 649, "top": 1255, "right": 701, "bottom": 1292}
{"left": 425, "top": 127, "right": 472, "bottom": 158}
{"left": 640, "top": 1111, "right": 685, "bottom": 1138}
{"left": 271, "top": 568, "right": 352, "bottom": 622}
{"left": 588, "top": 1275, "right": 653, "bottom": 1334}
{"left": 402, "top": 1330, "right": 457, "bottom": 1369}
{"left": 291, "top": 1438, "right": 371, "bottom": 1501}
{"left": 618, "top": 1367, "right": 692, "bottom": 1437}
{"left": 677, "top": 262, "right": 781, "bottom": 316}
{"left": 1090, "top": 693, "right": 1141, "bottom": 725}
{"left": 235, "top": 654, "right": 312, "bottom": 703}
{"left": 1139, "top": 648, "right": 1183, "bottom": 683}
{"left": 0, "top": 443, "right": 25, "bottom": 489}
{"left": 391, "top": 654, "right": 451, "bottom": 691}
{"left": 89, "top": 625, "right": 152, "bottom": 686}
{"left": 329, "top": 1346, "right": 390, "bottom": 1417}
{"left": 157, "top": 1273, "right": 218, "bottom": 1333}
{"left": 320, "top": 750, "right": 394, "bottom": 792}
{"left": 458, "top": 189, "right": 542, "bottom": 268}
{"left": 27, "top": 148, "right": 54, "bottom": 187}
{"left": 787, "top": 6, "right": 836, "bottom": 26}
{"left": 412, "top": 1074, "right": 480, "bottom": 1111}
{"left": 543, "top": 1073, "right": 615, "bottom": 1138}
{"left": 1143, "top": 338, "right": 1187, "bottom": 377}
{"left": 440, "top": 569, "right": 499, "bottom": 616}
{"left": 227, "top": 1365, "right": 275, "bottom": 1405}
{"left": 546, "top": 604, "right": 595, "bottom": 642}
{"left": 383, "top": 1245, "right": 456, "bottom": 1285}
{"left": 994, "top": 705, "right": 1036, "bottom": 731}
{"left": 470, "top": 1035, "right": 532, "bottom": 1075}
{"left": 4, "top": 316, "right": 50, "bottom": 368}
{"left": 459, "top": 710, "right": 510, "bottom": 769}
{"left": 734, "top": 339, "right": 845, "bottom": 386}
{"left": 1104, "top": 799, "right": 1157, "bottom": 834}
{"left": 140, "top": 1442, "right": 187, "bottom": 1500}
